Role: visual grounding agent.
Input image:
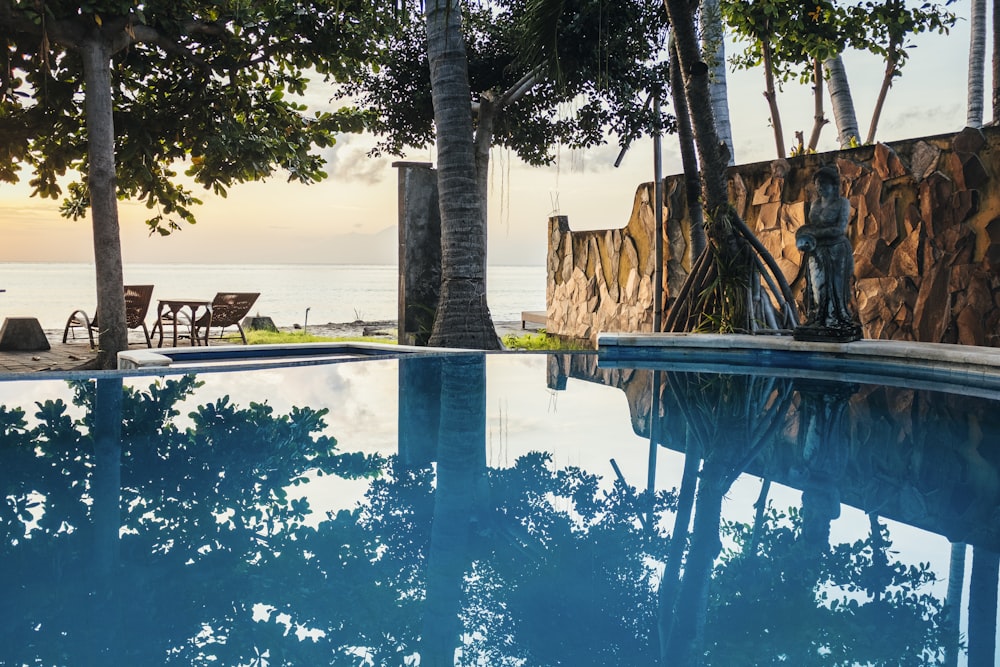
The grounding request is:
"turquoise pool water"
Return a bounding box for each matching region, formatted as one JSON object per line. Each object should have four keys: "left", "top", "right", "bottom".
{"left": 0, "top": 351, "right": 995, "bottom": 665}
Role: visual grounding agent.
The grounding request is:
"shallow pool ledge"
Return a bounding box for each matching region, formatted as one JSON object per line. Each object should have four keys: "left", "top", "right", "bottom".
{"left": 597, "top": 332, "right": 1000, "bottom": 387}
{"left": 118, "top": 341, "right": 460, "bottom": 370}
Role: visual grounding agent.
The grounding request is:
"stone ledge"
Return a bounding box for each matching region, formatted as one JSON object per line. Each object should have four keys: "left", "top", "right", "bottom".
{"left": 597, "top": 333, "right": 1000, "bottom": 398}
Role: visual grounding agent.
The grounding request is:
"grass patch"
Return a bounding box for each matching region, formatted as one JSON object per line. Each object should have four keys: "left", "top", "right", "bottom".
{"left": 244, "top": 329, "right": 583, "bottom": 350}
{"left": 502, "top": 331, "right": 591, "bottom": 351}
{"left": 244, "top": 330, "right": 395, "bottom": 345}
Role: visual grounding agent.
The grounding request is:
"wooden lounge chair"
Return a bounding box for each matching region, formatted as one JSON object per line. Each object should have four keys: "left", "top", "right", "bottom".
{"left": 195, "top": 292, "right": 260, "bottom": 344}
{"left": 62, "top": 284, "right": 154, "bottom": 348}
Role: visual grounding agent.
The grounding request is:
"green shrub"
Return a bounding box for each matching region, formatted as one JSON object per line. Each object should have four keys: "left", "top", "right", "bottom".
{"left": 501, "top": 331, "right": 591, "bottom": 351}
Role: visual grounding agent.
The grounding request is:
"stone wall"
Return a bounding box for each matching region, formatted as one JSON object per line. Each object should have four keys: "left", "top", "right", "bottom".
{"left": 547, "top": 126, "right": 1000, "bottom": 346}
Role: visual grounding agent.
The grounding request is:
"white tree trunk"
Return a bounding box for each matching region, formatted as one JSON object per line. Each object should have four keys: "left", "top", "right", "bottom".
{"left": 992, "top": 0, "right": 999, "bottom": 122}
{"left": 967, "top": 0, "right": 987, "bottom": 128}
{"left": 700, "top": 0, "right": 735, "bottom": 165}
{"left": 944, "top": 542, "right": 967, "bottom": 667}
{"left": 824, "top": 55, "right": 861, "bottom": 149}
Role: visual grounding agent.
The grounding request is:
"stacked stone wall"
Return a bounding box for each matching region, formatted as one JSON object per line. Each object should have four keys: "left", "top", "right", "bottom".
{"left": 547, "top": 126, "right": 1000, "bottom": 346}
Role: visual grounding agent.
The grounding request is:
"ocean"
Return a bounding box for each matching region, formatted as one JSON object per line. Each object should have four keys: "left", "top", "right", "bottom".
{"left": 0, "top": 263, "right": 546, "bottom": 331}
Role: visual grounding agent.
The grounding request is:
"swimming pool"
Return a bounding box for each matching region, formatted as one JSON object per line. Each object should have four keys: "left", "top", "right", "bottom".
{"left": 1, "top": 346, "right": 995, "bottom": 665}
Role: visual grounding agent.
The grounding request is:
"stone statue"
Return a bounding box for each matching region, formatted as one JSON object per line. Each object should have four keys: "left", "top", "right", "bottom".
{"left": 794, "top": 166, "right": 863, "bottom": 342}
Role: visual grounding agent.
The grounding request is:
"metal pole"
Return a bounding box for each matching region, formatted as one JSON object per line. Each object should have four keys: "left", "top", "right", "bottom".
{"left": 646, "top": 369, "right": 661, "bottom": 534}
{"left": 653, "top": 92, "right": 664, "bottom": 333}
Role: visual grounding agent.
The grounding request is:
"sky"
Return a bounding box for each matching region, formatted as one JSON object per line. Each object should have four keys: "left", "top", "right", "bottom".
{"left": 0, "top": 0, "right": 985, "bottom": 267}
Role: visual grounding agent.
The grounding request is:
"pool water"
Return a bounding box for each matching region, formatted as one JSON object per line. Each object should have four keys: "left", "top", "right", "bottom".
{"left": 0, "top": 352, "right": 995, "bottom": 665}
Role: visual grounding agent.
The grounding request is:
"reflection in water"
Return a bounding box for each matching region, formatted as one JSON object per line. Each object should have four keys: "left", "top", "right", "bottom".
{"left": 0, "top": 355, "right": 997, "bottom": 664}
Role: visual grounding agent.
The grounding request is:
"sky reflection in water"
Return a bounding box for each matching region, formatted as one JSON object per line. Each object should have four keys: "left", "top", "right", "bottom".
{"left": 0, "top": 352, "right": 994, "bottom": 666}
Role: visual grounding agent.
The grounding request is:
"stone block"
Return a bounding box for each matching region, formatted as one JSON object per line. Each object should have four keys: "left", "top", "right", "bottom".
{"left": 0, "top": 318, "right": 50, "bottom": 351}
{"left": 242, "top": 315, "right": 278, "bottom": 333}
{"left": 952, "top": 126, "right": 986, "bottom": 154}
{"left": 913, "top": 267, "right": 951, "bottom": 342}
{"left": 873, "top": 142, "right": 907, "bottom": 179}
{"left": 962, "top": 154, "right": 989, "bottom": 190}
{"left": 889, "top": 228, "right": 922, "bottom": 277}
{"left": 910, "top": 141, "right": 941, "bottom": 181}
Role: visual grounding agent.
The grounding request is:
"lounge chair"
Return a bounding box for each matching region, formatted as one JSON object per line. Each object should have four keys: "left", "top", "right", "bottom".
{"left": 62, "top": 284, "right": 154, "bottom": 348}
{"left": 195, "top": 292, "right": 260, "bottom": 344}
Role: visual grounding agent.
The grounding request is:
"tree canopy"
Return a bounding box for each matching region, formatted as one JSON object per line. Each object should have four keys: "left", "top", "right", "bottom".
{"left": 1, "top": 0, "right": 383, "bottom": 365}
{"left": 0, "top": 0, "right": 376, "bottom": 234}
{"left": 344, "top": 0, "right": 671, "bottom": 169}
{"left": 721, "top": 0, "right": 957, "bottom": 154}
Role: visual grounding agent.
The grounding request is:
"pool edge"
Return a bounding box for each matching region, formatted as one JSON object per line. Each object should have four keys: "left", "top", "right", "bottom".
{"left": 597, "top": 333, "right": 1000, "bottom": 390}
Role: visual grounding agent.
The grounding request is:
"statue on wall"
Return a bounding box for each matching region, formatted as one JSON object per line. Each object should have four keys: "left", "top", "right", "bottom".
{"left": 794, "top": 166, "right": 863, "bottom": 342}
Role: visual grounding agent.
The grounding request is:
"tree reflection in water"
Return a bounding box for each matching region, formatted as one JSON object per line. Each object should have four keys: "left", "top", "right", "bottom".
{"left": 0, "top": 375, "right": 384, "bottom": 665}
{"left": 0, "top": 359, "right": 975, "bottom": 665}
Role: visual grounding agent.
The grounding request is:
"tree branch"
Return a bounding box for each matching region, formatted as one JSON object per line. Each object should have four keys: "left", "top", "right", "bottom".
{"left": 128, "top": 23, "right": 213, "bottom": 71}
{"left": 497, "top": 65, "right": 543, "bottom": 107}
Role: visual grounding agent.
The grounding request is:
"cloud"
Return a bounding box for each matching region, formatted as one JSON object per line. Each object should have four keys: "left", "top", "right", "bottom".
{"left": 322, "top": 137, "right": 390, "bottom": 185}
{"left": 0, "top": 200, "right": 63, "bottom": 225}
{"left": 882, "top": 104, "right": 964, "bottom": 138}
{"left": 551, "top": 143, "right": 628, "bottom": 174}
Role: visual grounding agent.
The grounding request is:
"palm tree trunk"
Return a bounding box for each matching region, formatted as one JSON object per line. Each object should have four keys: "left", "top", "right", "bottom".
{"left": 824, "top": 55, "right": 861, "bottom": 148}
{"left": 662, "top": 464, "right": 725, "bottom": 665}
{"left": 473, "top": 93, "right": 497, "bottom": 272}
{"left": 700, "top": 0, "right": 735, "bottom": 164}
{"left": 657, "top": 429, "right": 700, "bottom": 652}
{"left": 81, "top": 39, "right": 128, "bottom": 369}
{"left": 993, "top": 0, "right": 1000, "bottom": 122}
{"left": 425, "top": 0, "right": 500, "bottom": 350}
{"left": 968, "top": 0, "right": 987, "bottom": 128}
{"left": 669, "top": 37, "right": 706, "bottom": 262}
{"left": 661, "top": 0, "right": 728, "bottom": 217}
{"left": 420, "top": 354, "right": 488, "bottom": 665}
{"left": 664, "top": 0, "right": 794, "bottom": 333}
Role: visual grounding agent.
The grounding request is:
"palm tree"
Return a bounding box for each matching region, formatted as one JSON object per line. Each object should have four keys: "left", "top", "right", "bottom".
{"left": 420, "top": 354, "right": 488, "bottom": 663}
{"left": 825, "top": 55, "right": 861, "bottom": 148}
{"left": 968, "top": 0, "right": 987, "bottom": 128}
{"left": 669, "top": 36, "right": 707, "bottom": 262}
{"left": 993, "top": 0, "right": 1000, "bottom": 122}
{"left": 701, "top": 0, "right": 736, "bottom": 164}
{"left": 424, "top": 0, "right": 501, "bottom": 349}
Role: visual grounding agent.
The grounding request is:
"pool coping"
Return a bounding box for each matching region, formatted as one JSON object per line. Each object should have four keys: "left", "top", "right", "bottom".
{"left": 597, "top": 333, "right": 1000, "bottom": 395}
{"left": 117, "top": 341, "right": 467, "bottom": 372}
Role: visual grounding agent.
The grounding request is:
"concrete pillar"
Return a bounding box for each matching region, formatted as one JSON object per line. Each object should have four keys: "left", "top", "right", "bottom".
{"left": 394, "top": 161, "right": 441, "bottom": 346}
